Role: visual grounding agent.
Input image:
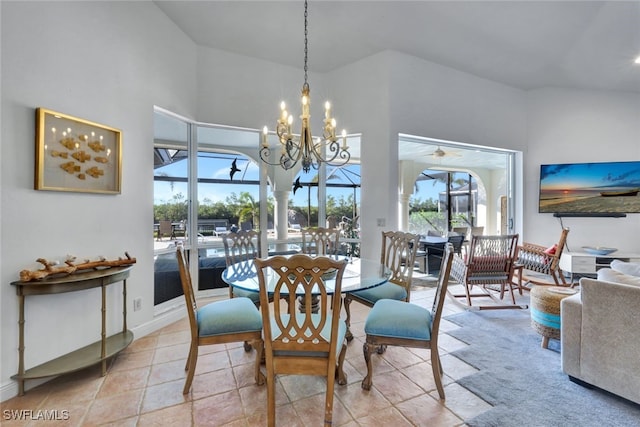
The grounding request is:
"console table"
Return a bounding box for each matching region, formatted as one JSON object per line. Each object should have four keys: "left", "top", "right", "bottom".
{"left": 10, "top": 266, "right": 133, "bottom": 395}
{"left": 559, "top": 251, "right": 640, "bottom": 283}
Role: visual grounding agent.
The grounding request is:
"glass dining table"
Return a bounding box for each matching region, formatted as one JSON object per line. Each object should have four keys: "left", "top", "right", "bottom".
{"left": 222, "top": 255, "right": 391, "bottom": 297}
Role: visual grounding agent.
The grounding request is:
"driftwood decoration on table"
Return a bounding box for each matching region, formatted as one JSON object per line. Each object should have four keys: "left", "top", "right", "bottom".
{"left": 19, "top": 252, "right": 137, "bottom": 282}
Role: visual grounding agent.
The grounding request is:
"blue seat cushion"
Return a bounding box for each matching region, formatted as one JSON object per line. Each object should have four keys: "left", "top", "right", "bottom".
{"left": 197, "top": 297, "right": 262, "bottom": 337}
{"left": 232, "top": 286, "right": 261, "bottom": 303}
{"left": 364, "top": 299, "right": 432, "bottom": 341}
{"left": 349, "top": 281, "right": 407, "bottom": 304}
{"left": 269, "top": 314, "right": 346, "bottom": 357}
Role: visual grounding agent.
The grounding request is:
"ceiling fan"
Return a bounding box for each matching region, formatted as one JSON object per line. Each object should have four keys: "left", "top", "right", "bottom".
{"left": 426, "top": 146, "right": 460, "bottom": 158}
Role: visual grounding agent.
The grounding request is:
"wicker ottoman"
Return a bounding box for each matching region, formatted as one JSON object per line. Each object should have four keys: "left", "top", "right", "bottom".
{"left": 530, "top": 286, "right": 578, "bottom": 349}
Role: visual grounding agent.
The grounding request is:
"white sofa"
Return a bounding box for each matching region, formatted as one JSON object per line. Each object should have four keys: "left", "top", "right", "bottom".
{"left": 561, "top": 262, "right": 640, "bottom": 404}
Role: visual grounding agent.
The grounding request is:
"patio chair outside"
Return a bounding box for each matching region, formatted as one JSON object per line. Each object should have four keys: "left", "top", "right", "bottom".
{"left": 157, "top": 220, "right": 175, "bottom": 241}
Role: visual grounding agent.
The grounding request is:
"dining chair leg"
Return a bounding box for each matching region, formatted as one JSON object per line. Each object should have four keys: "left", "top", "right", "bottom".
{"left": 336, "top": 343, "right": 348, "bottom": 385}
{"left": 431, "top": 348, "right": 445, "bottom": 400}
{"left": 266, "top": 363, "right": 276, "bottom": 427}
{"left": 183, "top": 343, "right": 198, "bottom": 394}
{"left": 361, "top": 341, "right": 374, "bottom": 390}
{"left": 184, "top": 346, "right": 192, "bottom": 372}
{"left": 254, "top": 338, "right": 265, "bottom": 386}
{"left": 324, "top": 372, "right": 336, "bottom": 427}
{"left": 343, "top": 297, "right": 354, "bottom": 341}
{"left": 439, "top": 358, "right": 444, "bottom": 376}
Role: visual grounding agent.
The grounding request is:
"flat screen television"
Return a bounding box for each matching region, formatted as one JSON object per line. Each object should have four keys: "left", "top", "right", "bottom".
{"left": 539, "top": 161, "right": 640, "bottom": 215}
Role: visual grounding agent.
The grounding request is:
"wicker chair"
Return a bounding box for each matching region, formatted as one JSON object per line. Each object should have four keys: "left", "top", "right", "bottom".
{"left": 514, "top": 228, "right": 570, "bottom": 290}
{"left": 448, "top": 234, "right": 527, "bottom": 310}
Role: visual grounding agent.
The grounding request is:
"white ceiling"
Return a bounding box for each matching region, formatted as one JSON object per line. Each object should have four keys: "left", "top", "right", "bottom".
{"left": 155, "top": 0, "right": 640, "bottom": 93}
{"left": 154, "top": 1, "right": 639, "bottom": 171}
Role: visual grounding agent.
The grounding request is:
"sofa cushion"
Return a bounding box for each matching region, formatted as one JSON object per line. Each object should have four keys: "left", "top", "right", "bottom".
{"left": 597, "top": 268, "right": 640, "bottom": 287}
{"left": 610, "top": 260, "right": 640, "bottom": 277}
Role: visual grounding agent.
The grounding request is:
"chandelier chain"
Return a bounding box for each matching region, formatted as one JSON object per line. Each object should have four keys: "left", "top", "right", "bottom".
{"left": 304, "top": 0, "right": 308, "bottom": 87}
{"left": 260, "top": 0, "right": 350, "bottom": 173}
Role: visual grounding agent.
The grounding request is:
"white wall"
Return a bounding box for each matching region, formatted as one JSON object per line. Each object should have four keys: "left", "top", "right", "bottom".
{"left": 325, "top": 52, "right": 393, "bottom": 260}
{"left": 325, "top": 51, "right": 527, "bottom": 258}
{"left": 197, "top": 45, "right": 330, "bottom": 132}
{"left": 525, "top": 88, "right": 640, "bottom": 250}
{"left": 1, "top": 1, "right": 197, "bottom": 399}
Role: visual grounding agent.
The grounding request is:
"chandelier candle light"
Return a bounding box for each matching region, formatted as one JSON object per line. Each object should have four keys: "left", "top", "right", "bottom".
{"left": 260, "top": 0, "right": 350, "bottom": 173}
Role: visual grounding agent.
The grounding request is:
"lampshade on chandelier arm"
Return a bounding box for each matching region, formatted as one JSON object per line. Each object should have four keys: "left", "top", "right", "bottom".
{"left": 259, "top": 0, "right": 350, "bottom": 173}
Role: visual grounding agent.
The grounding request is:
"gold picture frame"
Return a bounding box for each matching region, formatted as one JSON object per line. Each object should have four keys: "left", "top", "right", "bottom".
{"left": 35, "top": 108, "right": 122, "bottom": 194}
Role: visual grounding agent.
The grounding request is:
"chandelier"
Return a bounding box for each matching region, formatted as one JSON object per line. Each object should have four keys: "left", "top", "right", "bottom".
{"left": 260, "top": 0, "right": 350, "bottom": 173}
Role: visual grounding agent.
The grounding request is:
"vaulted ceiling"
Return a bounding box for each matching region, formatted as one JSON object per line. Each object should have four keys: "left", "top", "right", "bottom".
{"left": 154, "top": 1, "right": 639, "bottom": 171}
{"left": 155, "top": 1, "right": 640, "bottom": 93}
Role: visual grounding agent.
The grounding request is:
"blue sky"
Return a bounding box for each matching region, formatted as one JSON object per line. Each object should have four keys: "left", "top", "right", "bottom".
{"left": 154, "top": 154, "right": 365, "bottom": 206}
{"left": 540, "top": 161, "right": 640, "bottom": 191}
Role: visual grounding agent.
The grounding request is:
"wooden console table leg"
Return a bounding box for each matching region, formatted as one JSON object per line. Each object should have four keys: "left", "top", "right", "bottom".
{"left": 17, "top": 294, "right": 25, "bottom": 396}
{"left": 122, "top": 279, "right": 127, "bottom": 333}
{"left": 101, "top": 284, "right": 107, "bottom": 376}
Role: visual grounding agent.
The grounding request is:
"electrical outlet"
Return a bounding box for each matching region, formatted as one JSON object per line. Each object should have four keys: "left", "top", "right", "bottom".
{"left": 133, "top": 297, "right": 142, "bottom": 312}
{"left": 376, "top": 218, "right": 386, "bottom": 227}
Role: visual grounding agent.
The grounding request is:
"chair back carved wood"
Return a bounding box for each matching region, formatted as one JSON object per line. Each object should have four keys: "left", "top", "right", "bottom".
{"left": 301, "top": 227, "right": 340, "bottom": 255}
{"left": 254, "top": 254, "right": 348, "bottom": 427}
{"left": 343, "top": 230, "right": 420, "bottom": 341}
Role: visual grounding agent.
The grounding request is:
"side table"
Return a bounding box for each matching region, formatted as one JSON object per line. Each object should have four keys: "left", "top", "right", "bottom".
{"left": 10, "top": 266, "right": 133, "bottom": 395}
{"left": 530, "top": 286, "right": 578, "bottom": 349}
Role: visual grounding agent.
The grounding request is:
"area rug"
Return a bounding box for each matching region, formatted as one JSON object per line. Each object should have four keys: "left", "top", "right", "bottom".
{"left": 445, "top": 309, "right": 640, "bottom": 427}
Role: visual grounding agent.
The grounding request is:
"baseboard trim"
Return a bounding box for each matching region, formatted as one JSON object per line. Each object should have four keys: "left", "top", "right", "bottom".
{"left": 132, "top": 303, "right": 186, "bottom": 338}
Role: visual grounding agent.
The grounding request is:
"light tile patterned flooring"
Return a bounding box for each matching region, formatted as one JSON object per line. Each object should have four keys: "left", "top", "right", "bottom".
{"left": 1, "top": 283, "right": 520, "bottom": 426}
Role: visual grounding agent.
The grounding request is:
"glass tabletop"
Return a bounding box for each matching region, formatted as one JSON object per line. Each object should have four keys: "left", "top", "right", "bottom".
{"left": 222, "top": 256, "right": 391, "bottom": 295}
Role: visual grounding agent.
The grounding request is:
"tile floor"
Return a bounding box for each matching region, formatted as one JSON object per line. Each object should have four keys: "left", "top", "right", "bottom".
{"left": 2, "top": 282, "right": 527, "bottom": 426}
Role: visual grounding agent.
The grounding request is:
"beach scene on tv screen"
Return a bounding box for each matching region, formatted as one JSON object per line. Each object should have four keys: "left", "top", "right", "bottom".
{"left": 539, "top": 161, "right": 640, "bottom": 213}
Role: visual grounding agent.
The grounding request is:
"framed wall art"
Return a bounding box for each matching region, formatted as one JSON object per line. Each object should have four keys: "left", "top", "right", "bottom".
{"left": 35, "top": 108, "right": 122, "bottom": 194}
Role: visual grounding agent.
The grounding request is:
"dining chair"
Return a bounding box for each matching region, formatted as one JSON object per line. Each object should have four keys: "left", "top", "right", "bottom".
{"left": 301, "top": 227, "right": 340, "bottom": 255}
{"left": 448, "top": 234, "right": 527, "bottom": 310}
{"left": 222, "top": 230, "right": 261, "bottom": 304}
{"left": 176, "top": 246, "right": 264, "bottom": 394}
{"left": 343, "top": 230, "right": 420, "bottom": 341}
{"left": 362, "top": 243, "right": 455, "bottom": 399}
{"left": 253, "top": 254, "right": 348, "bottom": 427}
{"left": 223, "top": 230, "right": 274, "bottom": 351}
